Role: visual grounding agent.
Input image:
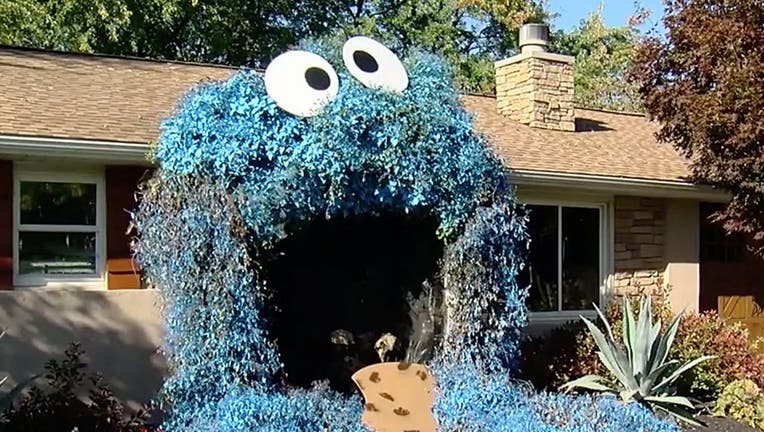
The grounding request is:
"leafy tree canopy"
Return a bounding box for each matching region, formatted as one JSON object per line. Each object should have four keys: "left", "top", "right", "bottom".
{"left": 0, "top": 0, "right": 328, "bottom": 64}
{"left": 0, "top": 0, "right": 546, "bottom": 93}
{"left": 631, "top": 0, "right": 764, "bottom": 254}
{"left": 0, "top": 1, "right": 651, "bottom": 104}
{"left": 551, "top": 5, "right": 646, "bottom": 112}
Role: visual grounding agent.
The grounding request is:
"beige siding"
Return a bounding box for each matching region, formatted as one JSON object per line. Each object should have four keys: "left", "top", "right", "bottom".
{"left": 665, "top": 200, "right": 700, "bottom": 313}
{"left": 0, "top": 289, "right": 163, "bottom": 410}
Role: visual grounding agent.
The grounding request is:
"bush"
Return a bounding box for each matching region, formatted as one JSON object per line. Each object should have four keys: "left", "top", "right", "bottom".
{"left": 0, "top": 343, "right": 147, "bottom": 432}
{"left": 712, "top": 379, "right": 764, "bottom": 430}
{"left": 433, "top": 360, "right": 679, "bottom": 432}
{"left": 519, "top": 301, "right": 622, "bottom": 390}
{"left": 672, "top": 312, "right": 764, "bottom": 401}
{"left": 520, "top": 319, "right": 600, "bottom": 390}
{"left": 521, "top": 306, "right": 764, "bottom": 403}
{"left": 0, "top": 327, "right": 39, "bottom": 413}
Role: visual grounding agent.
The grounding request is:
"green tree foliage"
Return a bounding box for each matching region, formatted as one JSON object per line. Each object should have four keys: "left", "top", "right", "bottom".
{"left": 1, "top": 1, "right": 648, "bottom": 102}
{"left": 342, "top": 0, "right": 546, "bottom": 92}
{"left": 551, "top": 6, "right": 645, "bottom": 112}
{"left": 0, "top": 0, "right": 337, "bottom": 65}
{"left": 631, "top": 0, "right": 764, "bottom": 256}
{"left": 0, "top": 0, "right": 132, "bottom": 52}
{"left": 0, "top": 0, "right": 545, "bottom": 93}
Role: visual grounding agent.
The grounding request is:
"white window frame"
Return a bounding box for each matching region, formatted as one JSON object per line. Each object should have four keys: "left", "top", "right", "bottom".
{"left": 12, "top": 167, "right": 106, "bottom": 289}
{"left": 523, "top": 198, "right": 613, "bottom": 323}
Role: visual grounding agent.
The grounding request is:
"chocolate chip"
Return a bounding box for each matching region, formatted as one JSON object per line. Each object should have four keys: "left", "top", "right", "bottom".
{"left": 394, "top": 407, "right": 410, "bottom": 416}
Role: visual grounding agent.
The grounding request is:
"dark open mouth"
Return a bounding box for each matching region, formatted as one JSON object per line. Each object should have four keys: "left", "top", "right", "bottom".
{"left": 265, "top": 212, "right": 444, "bottom": 393}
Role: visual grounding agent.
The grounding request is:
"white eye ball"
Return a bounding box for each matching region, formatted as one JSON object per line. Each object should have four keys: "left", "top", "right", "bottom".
{"left": 342, "top": 36, "right": 408, "bottom": 93}
{"left": 264, "top": 50, "right": 339, "bottom": 117}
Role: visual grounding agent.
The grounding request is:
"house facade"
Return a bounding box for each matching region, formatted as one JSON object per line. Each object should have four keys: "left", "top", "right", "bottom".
{"left": 0, "top": 41, "right": 760, "bottom": 407}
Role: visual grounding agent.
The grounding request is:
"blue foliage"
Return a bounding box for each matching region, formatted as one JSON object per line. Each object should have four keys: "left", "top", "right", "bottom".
{"left": 179, "top": 383, "right": 365, "bottom": 432}
{"left": 134, "top": 37, "right": 678, "bottom": 431}
{"left": 153, "top": 45, "right": 507, "bottom": 243}
{"left": 440, "top": 199, "right": 528, "bottom": 372}
{"left": 433, "top": 360, "right": 680, "bottom": 432}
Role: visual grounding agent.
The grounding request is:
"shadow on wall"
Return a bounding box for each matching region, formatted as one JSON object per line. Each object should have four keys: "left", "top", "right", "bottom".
{"left": 0, "top": 289, "right": 164, "bottom": 411}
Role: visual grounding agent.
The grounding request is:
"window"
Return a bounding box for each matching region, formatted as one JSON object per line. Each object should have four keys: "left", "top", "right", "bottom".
{"left": 700, "top": 203, "right": 745, "bottom": 263}
{"left": 521, "top": 204, "right": 604, "bottom": 313}
{"left": 13, "top": 170, "right": 105, "bottom": 287}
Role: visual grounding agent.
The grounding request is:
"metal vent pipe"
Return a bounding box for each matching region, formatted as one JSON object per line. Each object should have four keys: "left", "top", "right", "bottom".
{"left": 519, "top": 23, "right": 549, "bottom": 54}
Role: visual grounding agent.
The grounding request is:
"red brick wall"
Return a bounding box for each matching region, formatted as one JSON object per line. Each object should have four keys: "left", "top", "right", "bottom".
{"left": 105, "top": 166, "right": 150, "bottom": 290}
{"left": 0, "top": 160, "right": 11, "bottom": 289}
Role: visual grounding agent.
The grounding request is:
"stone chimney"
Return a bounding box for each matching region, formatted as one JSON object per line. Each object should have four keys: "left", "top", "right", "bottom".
{"left": 495, "top": 23, "right": 575, "bottom": 131}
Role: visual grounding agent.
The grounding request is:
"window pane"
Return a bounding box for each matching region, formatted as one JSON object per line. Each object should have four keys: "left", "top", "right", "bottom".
{"left": 561, "top": 207, "right": 600, "bottom": 311}
{"left": 523, "top": 205, "right": 559, "bottom": 312}
{"left": 700, "top": 204, "right": 745, "bottom": 263}
{"left": 18, "top": 232, "right": 97, "bottom": 275}
{"left": 20, "top": 181, "right": 97, "bottom": 225}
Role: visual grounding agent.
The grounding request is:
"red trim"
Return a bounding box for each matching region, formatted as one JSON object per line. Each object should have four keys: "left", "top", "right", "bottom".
{"left": 0, "top": 160, "right": 11, "bottom": 289}
{"left": 105, "top": 166, "right": 150, "bottom": 289}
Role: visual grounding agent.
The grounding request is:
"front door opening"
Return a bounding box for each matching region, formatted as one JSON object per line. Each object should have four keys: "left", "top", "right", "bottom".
{"left": 266, "top": 213, "right": 444, "bottom": 393}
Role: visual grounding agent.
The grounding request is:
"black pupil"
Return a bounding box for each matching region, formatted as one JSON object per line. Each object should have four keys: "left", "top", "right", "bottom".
{"left": 305, "top": 67, "right": 331, "bottom": 91}
{"left": 353, "top": 50, "right": 378, "bottom": 73}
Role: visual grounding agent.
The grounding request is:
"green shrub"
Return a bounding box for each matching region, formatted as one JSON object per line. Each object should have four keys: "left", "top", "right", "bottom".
{"left": 560, "top": 296, "right": 713, "bottom": 425}
{"left": 520, "top": 319, "right": 601, "bottom": 390}
{"left": 0, "top": 328, "right": 39, "bottom": 413}
{"left": 521, "top": 302, "right": 764, "bottom": 404}
{"left": 712, "top": 379, "right": 764, "bottom": 429}
{"left": 672, "top": 311, "right": 764, "bottom": 401}
{"left": 0, "top": 343, "right": 147, "bottom": 432}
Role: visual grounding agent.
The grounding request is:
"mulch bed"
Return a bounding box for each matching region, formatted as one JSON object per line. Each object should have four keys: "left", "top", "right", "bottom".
{"left": 683, "top": 415, "right": 759, "bottom": 432}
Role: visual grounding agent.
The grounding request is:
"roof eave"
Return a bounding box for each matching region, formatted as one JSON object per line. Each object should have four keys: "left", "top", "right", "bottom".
{"left": 0, "top": 135, "right": 729, "bottom": 202}
{"left": 510, "top": 169, "right": 729, "bottom": 202}
{"left": 0, "top": 134, "right": 151, "bottom": 164}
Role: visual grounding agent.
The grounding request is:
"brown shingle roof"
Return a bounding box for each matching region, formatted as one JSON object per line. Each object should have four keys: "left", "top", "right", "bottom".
{"left": 462, "top": 95, "right": 690, "bottom": 182}
{"left": 0, "top": 47, "right": 691, "bottom": 182}
{"left": 0, "top": 47, "right": 234, "bottom": 144}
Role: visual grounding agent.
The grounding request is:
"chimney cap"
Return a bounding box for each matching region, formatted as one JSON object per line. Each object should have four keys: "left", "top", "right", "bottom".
{"left": 519, "top": 23, "right": 549, "bottom": 54}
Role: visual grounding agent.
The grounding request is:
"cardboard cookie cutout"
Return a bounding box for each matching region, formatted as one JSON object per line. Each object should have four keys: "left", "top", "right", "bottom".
{"left": 352, "top": 362, "right": 436, "bottom": 432}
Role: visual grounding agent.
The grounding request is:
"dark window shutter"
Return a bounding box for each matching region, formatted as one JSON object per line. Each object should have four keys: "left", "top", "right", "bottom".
{"left": 105, "top": 165, "right": 150, "bottom": 289}
{"left": 0, "top": 160, "right": 11, "bottom": 289}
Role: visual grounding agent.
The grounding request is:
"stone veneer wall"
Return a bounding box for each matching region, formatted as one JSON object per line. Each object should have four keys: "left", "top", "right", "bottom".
{"left": 612, "top": 196, "right": 667, "bottom": 297}
{"left": 494, "top": 52, "right": 575, "bottom": 131}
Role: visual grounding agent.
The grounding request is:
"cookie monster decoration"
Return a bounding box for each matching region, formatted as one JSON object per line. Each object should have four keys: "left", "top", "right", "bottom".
{"left": 135, "top": 36, "right": 679, "bottom": 432}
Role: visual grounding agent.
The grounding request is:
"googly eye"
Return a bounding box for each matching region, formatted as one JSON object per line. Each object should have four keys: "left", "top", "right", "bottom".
{"left": 264, "top": 50, "right": 339, "bottom": 117}
{"left": 342, "top": 36, "right": 408, "bottom": 93}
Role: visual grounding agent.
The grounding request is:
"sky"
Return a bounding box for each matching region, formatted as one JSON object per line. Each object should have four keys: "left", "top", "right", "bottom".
{"left": 548, "top": 0, "right": 665, "bottom": 33}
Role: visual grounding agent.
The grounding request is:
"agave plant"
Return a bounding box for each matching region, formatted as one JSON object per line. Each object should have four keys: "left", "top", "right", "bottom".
{"left": 560, "top": 296, "right": 714, "bottom": 425}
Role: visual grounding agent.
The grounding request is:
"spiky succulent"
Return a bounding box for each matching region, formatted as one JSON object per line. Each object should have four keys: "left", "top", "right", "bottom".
{"left": 561, "top": 296, "right": 714, "bottom": 425}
